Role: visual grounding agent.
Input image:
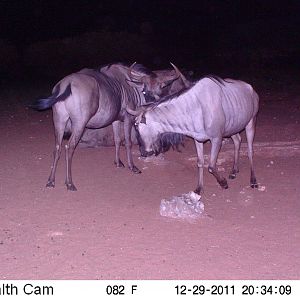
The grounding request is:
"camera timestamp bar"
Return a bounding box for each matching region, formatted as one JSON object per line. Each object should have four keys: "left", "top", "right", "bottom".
{"left": 0, "top": 280, "right": 299, "bottom": 299}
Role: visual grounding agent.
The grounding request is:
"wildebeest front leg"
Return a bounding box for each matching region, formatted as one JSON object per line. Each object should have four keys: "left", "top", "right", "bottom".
{"left": 245, "top": 118, "right": 258, "bottom": 188}
{"left": 112, "top": 121, "right": 125, "bottom": 168}
{"left": 229, "top": 133, "right": 241, "bottom": 179}
{"left": 124, "top": 117, "right": 141, "bottom": 174}
{"left": 194, "top": 140, "right": 204, "bottom": 194}
{"left": 208, "top": 137, "right": 228, "bottom": 189}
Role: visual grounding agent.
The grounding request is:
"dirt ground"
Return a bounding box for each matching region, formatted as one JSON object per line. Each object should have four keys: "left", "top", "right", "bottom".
{"left": 0, "top": 82, "right": 299, "bottom": 280}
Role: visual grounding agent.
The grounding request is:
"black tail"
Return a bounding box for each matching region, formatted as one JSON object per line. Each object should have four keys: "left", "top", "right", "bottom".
{"left": 30, "top": 83, "right": 72, "bottom": 111}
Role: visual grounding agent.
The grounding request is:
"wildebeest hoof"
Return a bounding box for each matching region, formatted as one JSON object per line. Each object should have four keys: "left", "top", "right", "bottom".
{"left": 251, "top": 182, "right": 259, "bottom": 188}
{"left": 229, "top": 169, "right": 239, "bottom": 179}
{"left": 219, "top": 179, "right": 228, "bottom": 189}
{"left": 130, "top": 166, "right": 142, "bottom": 174}
{"left": 250, "top": 177, "right": 258, "bottom": 188}
{"left": 194, "top": 187, "right": 202, "bottom": 195}
{"left": 46, "top": 181, "right": 55, "bottom": 188}
{"left": 66, "top": 183, "right": 77, "bottom": 191}
{"left": 115, "top": 160, "right": 125, "bottom": 168}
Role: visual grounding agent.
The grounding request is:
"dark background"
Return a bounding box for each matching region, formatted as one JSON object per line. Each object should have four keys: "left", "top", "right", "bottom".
{"left": 1, "top": 0, "right": 300, "bottom": 84}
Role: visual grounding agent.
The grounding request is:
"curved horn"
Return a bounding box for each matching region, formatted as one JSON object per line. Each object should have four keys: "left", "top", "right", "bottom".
{"left": 126, "top": 105, "right": 140, "bottom": 116}
{"left": 128, "top": 61, "right": 147, "bottom": 83}
{"left": 170, "top": 62, "right": 181, "bottom": 76}
{"left": 129, "top": 61, "right": 137, "bottom": 70}
{"left": 170, "top": 62, "right": 190, "bottom": 87}
{"left": 128, "top": 62, "right": 137, "bottom": 78}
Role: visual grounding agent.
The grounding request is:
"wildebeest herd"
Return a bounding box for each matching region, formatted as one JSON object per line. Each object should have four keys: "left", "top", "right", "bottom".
{"left": 32, "top": 62, "right": 259, "bottom": 193}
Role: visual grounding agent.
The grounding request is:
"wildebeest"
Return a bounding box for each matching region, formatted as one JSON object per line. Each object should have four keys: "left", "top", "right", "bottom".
{"left": 79, "top": 64, "right": 191, "bottom": 148}
{"left": 32, "top": 62, "right": 188, "bottom": 191}
{"left": 127, "top": 76, "right": 259, "bottom": 194}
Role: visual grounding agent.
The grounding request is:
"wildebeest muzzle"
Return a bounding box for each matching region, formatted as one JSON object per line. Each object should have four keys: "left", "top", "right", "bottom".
{"left": 143, "top": 91, "right": 156, "bottom": 103}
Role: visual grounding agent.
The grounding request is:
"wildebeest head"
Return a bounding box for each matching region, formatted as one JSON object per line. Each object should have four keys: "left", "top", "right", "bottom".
{"left": 127, "top": 62, "right": 190, "bottom": 102}
{"left": 126, "top": 105, "right": 154, "bottom": 155}
{"left": 127, "top": 105, "right": 184, "bottom": 157}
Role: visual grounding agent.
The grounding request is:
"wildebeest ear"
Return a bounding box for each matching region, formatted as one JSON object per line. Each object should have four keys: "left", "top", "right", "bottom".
{"left": 140, "top": 114, "right": 147, "bottom": 124}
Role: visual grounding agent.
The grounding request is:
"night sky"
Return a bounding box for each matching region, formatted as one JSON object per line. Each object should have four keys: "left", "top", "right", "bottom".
{"left": 1, "top": 0, "right": 299, "bottom": 43}
{"left": 1, "top": 0, "right": 300, "bottom": 79}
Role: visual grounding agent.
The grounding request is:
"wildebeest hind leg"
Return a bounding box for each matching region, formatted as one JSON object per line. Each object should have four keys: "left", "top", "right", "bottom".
{"left": 46, "top": 113, "right": 68, "bottom": 188}
{"left": 65, "top": 123, "right": 86, "bottom": 191}
{"left": 208, "top": 137, "right": 228, "bottom": 189}
{"left": 229, "top": 133, "right": 241, "bottom": 179}
{"left": 112, "top": 121, "right": 125, "bottom": 168}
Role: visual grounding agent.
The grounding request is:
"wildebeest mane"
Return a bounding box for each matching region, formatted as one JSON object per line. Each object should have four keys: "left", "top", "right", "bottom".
{"left": 153, "top": 132, "right": 185, "bottom": 155}
{"left": 149, "top": 75, "right": 229, "bottom": 109}
{"left": 204, "top": 75, "right": 227, "bottom": 86}
{"left": 156, "top": 83, "right": 195, "bottom": 105}
{"left": 98, "top": 62, "right": 155, "bottom": 77}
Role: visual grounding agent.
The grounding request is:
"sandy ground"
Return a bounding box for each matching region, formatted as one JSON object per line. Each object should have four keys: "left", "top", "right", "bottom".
{"left": 0, "top": 83, "right": 299, "bottom": 279}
